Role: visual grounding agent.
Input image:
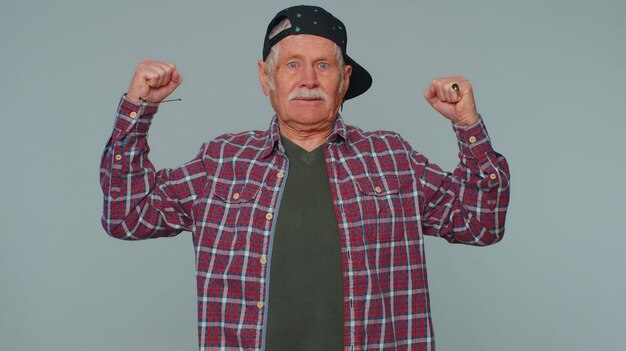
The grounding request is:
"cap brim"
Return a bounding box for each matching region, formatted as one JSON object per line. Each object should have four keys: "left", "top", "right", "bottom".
{"left": 344, "top": 54, "right": 372, "bottom": 101}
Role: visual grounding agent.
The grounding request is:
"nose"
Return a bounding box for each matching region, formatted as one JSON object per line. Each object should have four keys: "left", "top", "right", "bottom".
{"left": 299, "top": 65, "right": 319, "bottom": 88}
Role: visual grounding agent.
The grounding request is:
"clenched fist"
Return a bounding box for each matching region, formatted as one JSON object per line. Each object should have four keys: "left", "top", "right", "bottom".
{"left": 423, "top": 76, "right": 479, "bottom": 126}
{"left": 127, "top": 59, "right": 183, "bottom": 104}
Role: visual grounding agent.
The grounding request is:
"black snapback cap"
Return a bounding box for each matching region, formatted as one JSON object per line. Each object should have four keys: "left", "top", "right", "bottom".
{"left": 262, "top": 5, "right": 372, "bottom": 101}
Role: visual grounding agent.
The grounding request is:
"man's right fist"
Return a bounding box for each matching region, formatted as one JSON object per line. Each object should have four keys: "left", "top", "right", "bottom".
{"left": 127, "top": 59, "right": 182, "bottom": 104}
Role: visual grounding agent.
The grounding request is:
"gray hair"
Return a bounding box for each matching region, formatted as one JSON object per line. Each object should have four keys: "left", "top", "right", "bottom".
{"left": 265, "top": 18, "right": 346, "bottom": 92}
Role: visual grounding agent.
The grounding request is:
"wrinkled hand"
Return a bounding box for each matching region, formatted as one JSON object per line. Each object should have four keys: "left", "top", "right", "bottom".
{"left": 126, "top": 59, "right": 182, "bottom": 104}
{"left": 423, "top": 76, "right": 478, "bottom": 126}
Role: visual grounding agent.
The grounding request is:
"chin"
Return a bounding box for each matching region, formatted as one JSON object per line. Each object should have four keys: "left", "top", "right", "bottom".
{"left": 294, "top": 107, "right": 332, "bottom": 120}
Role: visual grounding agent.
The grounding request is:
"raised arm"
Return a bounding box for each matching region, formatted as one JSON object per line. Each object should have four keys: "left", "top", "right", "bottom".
{"left": 100, "top": 60, "right": 207, "bottom": 240}
{"left": 416, "top": 77, "right": 510, "bottom": 245}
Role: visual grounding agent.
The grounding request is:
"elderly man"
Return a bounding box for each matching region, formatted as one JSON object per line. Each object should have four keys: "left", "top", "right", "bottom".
{"left": 101, "top": 5, "right": 509, "bottom": 350}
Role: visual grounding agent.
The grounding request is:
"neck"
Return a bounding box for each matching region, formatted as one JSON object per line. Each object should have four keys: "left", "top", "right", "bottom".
{"left": 278, "top": 120, "right": 334, "bottom": 151}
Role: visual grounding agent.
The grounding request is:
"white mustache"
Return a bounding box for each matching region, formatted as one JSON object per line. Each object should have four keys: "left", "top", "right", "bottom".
{"left": 288, "top": 88, "right": 328, "bottom": 101}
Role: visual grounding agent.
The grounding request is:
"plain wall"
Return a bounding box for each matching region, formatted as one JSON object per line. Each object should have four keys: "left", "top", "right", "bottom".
{"left": 1, "top": 0, "right": 625, "bottom": 350}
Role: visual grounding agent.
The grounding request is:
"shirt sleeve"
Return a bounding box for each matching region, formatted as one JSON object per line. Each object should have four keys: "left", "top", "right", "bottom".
{"left": 99, "top": 95, "right": 208, "bottom": 240}
{"left": 410, "top": 115, "right": 510, "bottom": 246}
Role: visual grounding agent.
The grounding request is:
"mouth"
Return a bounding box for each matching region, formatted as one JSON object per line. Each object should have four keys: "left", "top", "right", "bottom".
{"left": 294, "top": 97, "right": 323, "bottom": 101}
{"left": 292, "top": 98, "right": 324, "bottom": 105}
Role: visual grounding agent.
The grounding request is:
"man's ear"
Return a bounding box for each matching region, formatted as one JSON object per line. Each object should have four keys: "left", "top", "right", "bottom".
{"left": 342, "top": 65, "right": 352, "bottom": 94}
{"left": 258, "top": 60, "right": 270, "bottom": 96}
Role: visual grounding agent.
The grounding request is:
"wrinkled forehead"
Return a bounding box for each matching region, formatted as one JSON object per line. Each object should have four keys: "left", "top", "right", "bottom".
{"left": 274, "top": 34, "right": 340, "bottom": 57}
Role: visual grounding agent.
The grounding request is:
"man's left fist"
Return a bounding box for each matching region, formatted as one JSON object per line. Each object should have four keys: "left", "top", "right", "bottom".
{"left": 423, "top": 76, "right": 479, "bottom": 126}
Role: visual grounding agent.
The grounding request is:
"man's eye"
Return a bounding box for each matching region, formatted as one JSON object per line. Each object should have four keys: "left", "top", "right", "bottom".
{"left": 318, "top": 62, "right": 329, "bottom": 69}
{"left": 287, "top": 62, "right": 298, "bottom": 68}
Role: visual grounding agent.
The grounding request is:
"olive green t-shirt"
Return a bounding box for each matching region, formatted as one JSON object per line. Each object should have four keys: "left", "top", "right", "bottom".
{"left": 265, "top": 136, "right": 344, "bottom": 350}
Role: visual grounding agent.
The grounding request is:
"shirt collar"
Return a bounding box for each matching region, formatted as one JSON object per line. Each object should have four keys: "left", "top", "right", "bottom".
{"left": 261, "top": 116, "right": 282, "bottom": 158}
{"left": 329, "top": 114, "right": 348, "bottom": 143}
{"left": 261, "top": 114, "right": 349, "bottom": 159}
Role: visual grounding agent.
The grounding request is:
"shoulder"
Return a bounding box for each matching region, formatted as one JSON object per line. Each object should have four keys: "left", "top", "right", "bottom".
{"left": 200, "top": 129, "right": 270, "bottom": 160}
{"left": 344, "top": 124, "right": 429, "bottom": 167}
{"left": 345, "top": 124, "right": 411, "bottom": 153}
{"left": 212, "top": 129, "right": 268, "bottom": 146}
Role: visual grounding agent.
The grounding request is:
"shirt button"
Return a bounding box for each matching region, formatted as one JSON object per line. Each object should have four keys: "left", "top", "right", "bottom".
{"left": 374, "top": 186, "right": 382, "bottom": 194}
{"left": 232, "top": 192, "right": 240, "bottom": 200}
{"left": 489, "top": 173, "right": 497, "bottom": 180}
{"left": 114, "top": 154, "right": 122, "bottom": 161}
{"left": 129, "top": 111, "right": 137, "bottom": 119}
{"left": 257, "top": 301, "right": 264, "bottom": 309}
{"left": 260, "top": 256, "right": 267, "bottom": 265}
{"left": 469, "top": 136, "right": 477, "bottom": 144}
{"left": 277, "top": 171, "right": 284, "bottom": 179}
{"left": 265, "top": 213, "right": 273, "bottom": 221}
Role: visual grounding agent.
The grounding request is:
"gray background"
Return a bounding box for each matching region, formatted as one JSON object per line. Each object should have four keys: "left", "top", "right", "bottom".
{"left": 1, "top": 0, "right": 624, "bottom": 350}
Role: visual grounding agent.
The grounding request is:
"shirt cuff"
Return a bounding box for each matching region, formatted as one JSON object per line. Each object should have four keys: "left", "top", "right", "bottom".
{"left": 452, "top": 114, "right": 494, "bottom": 158}
{"left": 113, "top": 94, "right": 160, "bottom": 134}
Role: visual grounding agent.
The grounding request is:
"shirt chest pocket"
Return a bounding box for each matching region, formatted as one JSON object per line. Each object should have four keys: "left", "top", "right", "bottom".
{"left": 205, "top": 182, "right": 261, "bottom": 250}
{"left": 355, "top": 175, "right": 406, "bottom": 242}
{"left": 214, "top": 182, "right": 260, "bottom": 204}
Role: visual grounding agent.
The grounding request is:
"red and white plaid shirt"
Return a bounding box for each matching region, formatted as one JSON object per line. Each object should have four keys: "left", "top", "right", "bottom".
{"left": 101, "top": 96, "right": 510, "bottom": 350}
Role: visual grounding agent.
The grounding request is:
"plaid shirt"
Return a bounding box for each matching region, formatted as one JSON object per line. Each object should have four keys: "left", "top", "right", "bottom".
{"left": 101, "top": 96, "right": 510, "bottom": 350}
